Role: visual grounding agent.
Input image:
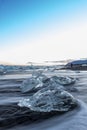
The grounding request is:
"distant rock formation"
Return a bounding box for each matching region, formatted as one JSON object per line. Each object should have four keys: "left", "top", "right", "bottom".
{"left": 65, "top": 59, "right": 87, "bottom": 70}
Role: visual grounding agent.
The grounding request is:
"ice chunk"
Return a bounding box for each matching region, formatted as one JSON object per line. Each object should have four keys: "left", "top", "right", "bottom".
{"left": 42, "top": 77, "right": 64, "bottom": 90}
{"left": 18, "top": 87, "right": 77, "bottom": 112}
{"left": 20, "top": 77, "right": 40, "bottom": 93}
{"left": 20, "top": 76, "right": 64, "bottom": 93}
{"left": 50, "top": 76, "right": 76, "bottom": 85}
{"left": 20, "top": 73, "right": 75, "bottom": 93}
{"left": 0, "top": 65, "right": 6, "bottom": 75}
{"left": 20, "top": 72, "right": 47, "bottom": 93}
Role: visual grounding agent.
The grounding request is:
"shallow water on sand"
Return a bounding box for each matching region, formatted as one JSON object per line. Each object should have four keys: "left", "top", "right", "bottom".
{"left": 0, "top": 69, "right": 87, "bottom": 130}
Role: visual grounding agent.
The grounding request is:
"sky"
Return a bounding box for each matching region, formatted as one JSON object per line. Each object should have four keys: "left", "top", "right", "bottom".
{"left": 0, "top": 0, "right": 87, "bottom": 64}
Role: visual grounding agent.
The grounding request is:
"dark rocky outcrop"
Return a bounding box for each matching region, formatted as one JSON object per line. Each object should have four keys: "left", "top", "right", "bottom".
{"left": 64, "top": 59, "right": 87, "bottom": 70}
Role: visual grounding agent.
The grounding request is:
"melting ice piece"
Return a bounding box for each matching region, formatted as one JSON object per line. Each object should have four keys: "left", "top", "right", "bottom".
{"left": 20, "top": 71, "right": 76, "bottom": 93}
{"left": 0, "top": 65, "right": 6, "bottom": 75}
{"left": 50, "top": 76, "right": 76, "bottom": 86}
{"left": 42, "top": 77, "right": 64, "bottom": 90}
{"left": 20, "top": 76, "right": 64, "bottom": 93}
{"left": 20, "top": 72, "right": 48, "bottom": 93}
{"left": 32, "top": 70, "right": 48, "bottom": 82}
{"left": 20, "top": 77, "right": 40, "bottom": 93}
{"left": 42, "top": 76, "right": 77, "bottom": 92}
{"left": 18, "top": 87, "right": 77, "bottom": 112}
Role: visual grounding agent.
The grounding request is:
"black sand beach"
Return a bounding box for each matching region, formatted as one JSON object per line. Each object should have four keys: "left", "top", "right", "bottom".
{"left": 0, "top": 67, "right": 87, "bottom": 130}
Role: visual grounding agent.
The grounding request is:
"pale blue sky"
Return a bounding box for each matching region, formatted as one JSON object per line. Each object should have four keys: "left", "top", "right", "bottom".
{"left": 0, "top": 0, "right": 87, "bottom": 64}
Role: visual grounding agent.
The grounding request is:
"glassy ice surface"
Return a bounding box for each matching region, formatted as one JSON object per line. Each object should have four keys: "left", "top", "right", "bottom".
{"left": 18, "top": 87, "right": 77, "bottom": 112}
